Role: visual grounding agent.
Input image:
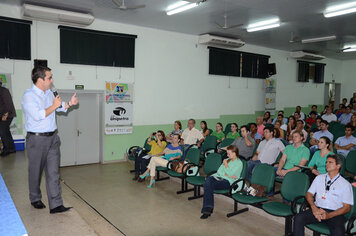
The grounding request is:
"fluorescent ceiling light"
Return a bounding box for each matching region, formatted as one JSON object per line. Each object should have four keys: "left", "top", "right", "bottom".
{"left": 343, "top": 44, "right": 356, "bottom": 52}
{"left": 324, "top": 1, "right": 356, "bottom": 18}
{"left": 343, "top": 48, "right": 356, "bottom": 52}
{"left": 247, "top": 18, "right": 279, "bottom": 28}
{"left": 166, "top": 2, "right": 199, "bottom": 15}
{"left": 301, "top": 35, "right": 336, "bottom": 44}
{"left": 167, "top": 1, "right": 189, "bottom": 11}
{"left": 247, "top": 23, "right": 280, "bottom": 32}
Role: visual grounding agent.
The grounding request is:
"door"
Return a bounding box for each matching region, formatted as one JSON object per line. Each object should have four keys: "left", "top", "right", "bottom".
{"left": 56, "top": 91, "right": 102, "bottom": 166}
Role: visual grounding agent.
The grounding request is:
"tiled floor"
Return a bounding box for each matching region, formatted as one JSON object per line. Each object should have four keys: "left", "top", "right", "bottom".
{"left": 1, "top": 151, "right": 287, "bottom": 235}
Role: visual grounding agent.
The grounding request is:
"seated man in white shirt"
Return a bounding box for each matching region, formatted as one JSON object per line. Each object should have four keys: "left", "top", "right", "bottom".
{"left": 334, "top": 125, "right": 356, "bottom": 157}
{"left": 293, "top": 154, "right": 354, "bottom": 236}
{"left": 309, "top": 120, "right": 334, "bottom": 155}
{"left": 321, "top": 107, "right": 337, "bottom": 123}
{"left": 296, "top": 106, "right": 306, "bottom": 120}
{"left": 338, "top": 106, "right": 353, "bottom": 125}
{"left": 272, "top": 110, "right": 288, "bottom": 125}
{"left": 181, "top": 119, "right": 204, "bottom": 157}
{"left": 246, "top": 126, "right": 285, "bottom": 181}
{"left": 308, "top": 105, "right": 320, "bottom": 117}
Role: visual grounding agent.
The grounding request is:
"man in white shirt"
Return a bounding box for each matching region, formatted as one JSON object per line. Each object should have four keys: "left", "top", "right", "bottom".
{"left": 334, "top": 125, "right": 356, "bottom": 157}
{"left": 338, "top": 106, "right": 353, "bottom": 125}
{"left": 321, "top": 107, "right": 337, "bottom": 123}
{"left": 293, "top": 154, "right": 354, "bottom": 236}
{"left": 246, "top": 126, "right": 285, "bottom": 181}
{"left": 181, "top": 119, "right": 204, "bottom": 157}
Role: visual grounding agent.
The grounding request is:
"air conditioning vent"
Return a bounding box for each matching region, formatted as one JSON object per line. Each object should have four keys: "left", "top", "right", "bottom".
{"left": 22, "top": 4, "right": 94, "bottom": 26}
{"left": 199, "top": 34, "right": 245, "bottom": 48}
{"left": 290, "top": 51, "right": 325, "bottom": 60}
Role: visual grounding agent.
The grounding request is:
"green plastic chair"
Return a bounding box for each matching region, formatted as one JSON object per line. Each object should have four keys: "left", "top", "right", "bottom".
{"left": 216, "top": 138, "right": 235, "bottom": 156}
{"left": 167, "top": 148, "right": 201, "bottom": 194}
{"left": 201, "top": 135, "right": 218, "bottom": 159}
{"left": 228, "top": 164, "right": 276, "bottom": 217}
{"left": 186, "top": 153, "right": 222, "bottom": 200}
{"left": 345, "top": 151, "right": 356, "bottom": 180}
{"left": 306, "top": 187, "right": 356, "bottom": 235}
{"left": 224, "top": 123, "right": 232, "bottom": 135}
{"left": 262, "top": 172, "right": 310, "bottom": 236}
{"left": 127, "top": 138, "right": 151, "bottom": 173}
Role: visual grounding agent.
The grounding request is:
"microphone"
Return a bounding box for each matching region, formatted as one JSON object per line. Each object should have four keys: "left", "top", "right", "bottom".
{"left": 52, "top": 86, "right": 62, "bottom": 108}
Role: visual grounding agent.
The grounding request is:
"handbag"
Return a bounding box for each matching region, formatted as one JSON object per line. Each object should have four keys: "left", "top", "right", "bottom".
{"left": 250, "top": 184, "right": 267, "bottom": 197}
{"left": 171, "top": 161, "right": 184, "bottom": 173}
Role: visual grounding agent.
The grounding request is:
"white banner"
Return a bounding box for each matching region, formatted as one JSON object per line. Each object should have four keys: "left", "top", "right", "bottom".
{"left": 105, "top": 126, "right": 133, "bottom": 135}
{"left": 105, "top": 102, "right": 133, "bottom": 127}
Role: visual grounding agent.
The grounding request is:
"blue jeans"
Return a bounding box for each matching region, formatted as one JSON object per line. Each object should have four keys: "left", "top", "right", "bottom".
{"left": 246, "top": 160, "right": 261, "bottom": 182}
{"left": 201, "top": 176, "right": 230, "bottom": 213}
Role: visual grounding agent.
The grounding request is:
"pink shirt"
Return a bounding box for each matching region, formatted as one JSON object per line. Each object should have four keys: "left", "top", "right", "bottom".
{"left": 257, "top": 124, "right": 265, "bottom": 137}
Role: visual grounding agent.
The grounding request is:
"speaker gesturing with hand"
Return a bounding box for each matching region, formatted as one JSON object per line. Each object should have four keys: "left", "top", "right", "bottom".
{"left": 22, "top": 66, "right": 78, "bottom": 214}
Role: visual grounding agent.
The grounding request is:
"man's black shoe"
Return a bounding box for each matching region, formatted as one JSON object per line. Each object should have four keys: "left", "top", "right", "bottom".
{"left": 200, "top": 213, "right": 210, "bottom": 219}
{"left": 31, "top": 200, "right": 46, "bottom": 209}
{"left": 50, "top": 205, "right": 72, "bottom": 214}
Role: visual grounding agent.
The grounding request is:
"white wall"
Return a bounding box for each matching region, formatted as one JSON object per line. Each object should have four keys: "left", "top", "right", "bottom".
{"left": 0, "top": 3, "right": 346, "bottom": 127}
{"left": 340, "top": 60, "right": 356, "bottom": 101}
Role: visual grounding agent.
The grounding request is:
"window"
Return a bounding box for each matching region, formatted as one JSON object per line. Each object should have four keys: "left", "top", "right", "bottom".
{"left": 0, "top": 17, "right": 32, "bottom": 60}
{"left": 208, "top": 47, "right": 270, "bottom": 79}
{"left": 59, "top": 26, "right": 137, "bottom": 67}
{"left": 297, "top": 61, "right": 325, "bottom": 83}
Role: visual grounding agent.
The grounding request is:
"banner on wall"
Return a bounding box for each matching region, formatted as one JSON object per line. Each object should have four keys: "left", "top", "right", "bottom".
{"left": 265, "top": 77, "right": 276, "bottom": 115}
{"left": 105, "top": 81, "right": 134, "bottom": 135}
{"left": 105, "top": 82, "right": 133, "bottom": 102}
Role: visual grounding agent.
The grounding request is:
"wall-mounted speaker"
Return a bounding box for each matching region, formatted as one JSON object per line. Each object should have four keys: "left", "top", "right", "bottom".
{"left": 268, "top": 63, "right": 276, "bottom": 77}
{"left": 34, "top": 59, "right": 48, "bottom": 68}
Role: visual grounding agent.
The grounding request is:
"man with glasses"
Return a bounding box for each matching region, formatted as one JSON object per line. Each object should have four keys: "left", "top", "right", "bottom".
{"left": 293, "top": 154, "right": 354, "bottom": 236}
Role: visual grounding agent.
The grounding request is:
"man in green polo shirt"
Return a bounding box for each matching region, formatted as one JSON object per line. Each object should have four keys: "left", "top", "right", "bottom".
{"left": 276, "top": 130, "right": 310, "bottom": 177}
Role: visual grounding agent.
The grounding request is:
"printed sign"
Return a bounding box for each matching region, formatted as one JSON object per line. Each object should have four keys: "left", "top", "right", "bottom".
{"left": 105, "top": 126, "right": 133, "bottom": 135}
{"left": 105, "top": 82, "right": 133, "bottom": 103}
{"left": 105, "top": 102, "right": 133, "bottom": 127}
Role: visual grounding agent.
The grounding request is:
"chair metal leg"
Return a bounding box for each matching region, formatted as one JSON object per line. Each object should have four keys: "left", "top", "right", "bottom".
{"left": 226, "top": 200, "right": 249, "bottom": 218}
{"left": 188, "top": 186, "right": 204, "bottom": 200}
{"left": 129, "top": 169, "right": 136, "bottom": 173}
{"left": 312, "top": 232, "right": 321, "bottom": 236}
{"left": 177, "top": 179, "right": 194, "bottom": 194}
{"left": 155, "top": 170, "right": 169, "bottom": 182}
{"left": 285, "top": 216, "right": 293, "bottom": 236}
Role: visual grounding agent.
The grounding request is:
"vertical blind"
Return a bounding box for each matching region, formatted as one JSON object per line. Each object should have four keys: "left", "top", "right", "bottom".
{"left": 0, "top": 17, "right": 32, "bottom": 60}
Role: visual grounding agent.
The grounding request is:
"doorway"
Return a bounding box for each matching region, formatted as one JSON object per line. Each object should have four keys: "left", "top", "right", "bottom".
{"left": 56, "top": 90, "right": 104, "bottom": 167}
{"left": 324, "top": 82, "right": 341, "bottom": 111}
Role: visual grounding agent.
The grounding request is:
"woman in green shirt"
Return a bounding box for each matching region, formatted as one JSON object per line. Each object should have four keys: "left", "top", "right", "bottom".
{"left": 225, "top": 123, "right": 240, "bottom": 140}
{"left": 200, "top": 145, "right": 243, "bottom": 219}
{"left": 307, "top": 136, "right": 333, "bottom": 180}
{"left": 211, "top": 122, "right": 225, "bottom": 142}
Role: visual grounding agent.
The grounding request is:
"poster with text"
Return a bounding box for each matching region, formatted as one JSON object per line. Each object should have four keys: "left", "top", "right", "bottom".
{"left": 105, "top": 102, "right": 133, "bottom": 127}
{"left": 105, "top": 82, "right": 133, "bottom": 103}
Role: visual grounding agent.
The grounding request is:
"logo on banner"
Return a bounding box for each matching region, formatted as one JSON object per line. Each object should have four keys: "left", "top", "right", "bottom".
{"left": 111, "top": 107, "right": 129, "bottom": 121}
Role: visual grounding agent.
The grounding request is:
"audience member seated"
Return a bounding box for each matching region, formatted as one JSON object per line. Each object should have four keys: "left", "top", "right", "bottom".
{"left": 220, "top": 125, "right": 255, "bottom": 160}
{"left": 181, "top": 119, "right": 204, "bottom": 154}
{"left": 256, "top": 116, "right": 265, "bottom": 136}
{"left": 211, "top": 122, "right": 225, "bottom": 142}
{"left": 276, "top": 131, "right": 310, "bottom": 178}
{"left": 350, "top": 92, "right": 356, "bottom": 105}
{"left": 274, "top": 120, "right": 285, "bottom": 139}
{"left": 309, "top": 120, "right": 334, "bottom": 155}
{"left": 296, "top": 106, "right": 306, "bottom": 120}
{"left": 249, "top": 123, "right": 262, "bottom": 144}
{"left": 308, "top": 105, "right": 320, "bottom": 117}
{"left": 247, "top": 127, "right": 285, "bottom": 181}
{"left": 294, "top": 112, "right": 305, "bottom": 124}
{"left": 289, "top": 120, "right": 308, "bottom": 143}
{"left": 166, "top": 120, "right": 183, "bottom": 143}
{"left": 338, "top": 105, "right": 353, "bottom": 125}
{"left": 134, "top": 130, "right": 167, "bottom": 181}
{"left": 200, "top": 120, "right": 210, "bottom": 138}
{"left": 286, "top": 116, "right": 297, "bottom": 139}
{"left": 306, "top": 111, "right": 317, "bottom": 130}
{"left": 200, "top": 145, "right": 243, "bottom": 219}
{"left": 311, "top": 117, "right": 322, "bottom": 132}
{"left": 263, "top": 111, "right": 272, "bottom": 124}
{"left": 225, "top": 123, "right": 240, "bottom": 140}
{"left": 336, "top": 105, "right": 346, "bottom": 119}
{"left": 348, "top": 114, "right": 356, "bottom": 128}
{"left": 321, "top": 107, "right": 337, "bottom": 123}
{"left": 334, "top": 125, "right": 356, "bottom": 157}
{"left": 293, "top": 154, "right": 354, "bottom": 236}
{"left": 320, "top": 105, "right": 329, "bottom": 116}
{"left": 272, "top": 110, "right": 288, "bottom": 125}
{"left": 342, "top": 97, "right": 348, "bottom": 107}
{"left": 307, "top": 137, "right": 333, "bottom": 181}
{"left": 139, "top": 134, "right": 182, "bottom": 188}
